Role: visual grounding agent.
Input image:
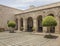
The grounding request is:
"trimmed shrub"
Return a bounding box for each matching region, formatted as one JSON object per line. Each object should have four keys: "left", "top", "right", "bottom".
{"left": 42, "top": 16, "right": 57, "bottom": 38}
{"left": 42, "top": 16, "right": 57, "bottom": 27}
{"left": 8, "top": 21, "right": 16, "bottom": 28}
{"left": 8, "top": 21, "right": 16, "bottom": 33}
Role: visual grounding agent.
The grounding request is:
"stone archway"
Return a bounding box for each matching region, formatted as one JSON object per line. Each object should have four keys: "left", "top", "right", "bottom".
{"left": 48, "top": 14, "right": 54, "bottom": 17}
{"left": 37, "top": 15, "right": 43, "bottom": 32}
{"left": 27, "top": 17, "right": 33, "bottom": 32}
{"left": 47, "top": 14, "right": 55, "bottom": 33}
{"left": 20, "top": 18, "right": 23, "bottom": 31}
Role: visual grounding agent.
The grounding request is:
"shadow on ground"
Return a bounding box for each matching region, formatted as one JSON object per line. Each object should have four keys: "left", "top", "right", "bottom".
{"left": 44, "top": 35, "right": 58, "bottom": 39}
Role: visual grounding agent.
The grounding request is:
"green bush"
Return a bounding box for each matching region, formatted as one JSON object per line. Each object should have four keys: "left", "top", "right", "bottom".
{"left": 8, "top": 21, "right": 16, "bottom": 28}
{"left": 42, "top": 16, "right": 57, "bottom": 27}
{"left": 42, "top": 16, "right": 57, "bottom": 37}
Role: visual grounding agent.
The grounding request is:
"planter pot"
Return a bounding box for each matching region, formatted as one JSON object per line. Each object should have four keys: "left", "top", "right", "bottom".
{"left": 9, "top": 27, "right": 15, "bottom": 33}
{"left": 9, "top": 30, "right": 14, "bottom": 33}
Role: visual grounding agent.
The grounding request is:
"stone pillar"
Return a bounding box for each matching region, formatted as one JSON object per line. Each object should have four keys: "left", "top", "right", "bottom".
{"left": 23, "top": 18, "right": 27, "bottom": 32}
{"left": 55, "top": 16, "right": 59, "bottom": 34}
{"left": 59, "top": 16, "right": 60, "bottom": 34}
{"left": 33, "top": 18, "right": 37, "bottom": 32}
{"left": 18, "top": 18, "right": 20, "bottom": 31}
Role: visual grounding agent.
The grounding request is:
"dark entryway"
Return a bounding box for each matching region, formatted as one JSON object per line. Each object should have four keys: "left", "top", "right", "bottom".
{"left": 47, "top": 14, "right": 55, "bottom": 33}
{"left": 37, "top": 16, "right": 43, "bottom": 32}
{"left": 20, "top": 18, "right": 23, "bottom": 31}
{"left": 27, "top": 17, "right": 33, "bottom": 32}
{"left": 50, "top": 27, "right": 55, "bottom": 33}
{"left": 47, "top": 27, "right": 55, "bottom": 33}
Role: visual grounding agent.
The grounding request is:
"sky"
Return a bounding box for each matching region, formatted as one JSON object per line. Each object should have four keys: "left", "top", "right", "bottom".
{"left": 0, "top": 0, "right": 60, "bottom": 10}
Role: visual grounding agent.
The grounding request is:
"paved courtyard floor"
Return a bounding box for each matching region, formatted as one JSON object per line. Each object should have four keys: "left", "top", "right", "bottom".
{"left": 0, "top": 31, "right": 60, "bottom": 46}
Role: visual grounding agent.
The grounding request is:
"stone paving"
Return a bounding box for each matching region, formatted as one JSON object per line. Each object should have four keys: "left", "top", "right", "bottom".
{"left": 0, "top": 31, "right": 60, "bottom": 46}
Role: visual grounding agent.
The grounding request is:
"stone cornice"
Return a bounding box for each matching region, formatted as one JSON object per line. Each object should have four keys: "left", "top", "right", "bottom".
{"left": 16, "top": 2, "right": 60, "bottom": 15}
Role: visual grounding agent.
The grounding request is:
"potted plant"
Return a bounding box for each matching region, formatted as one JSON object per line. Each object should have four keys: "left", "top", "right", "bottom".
{"left": 42, "top": 16, "right": 57, "bottom": 38}
{"left": 8, "top": 21, "right": 16, "bottom": 33}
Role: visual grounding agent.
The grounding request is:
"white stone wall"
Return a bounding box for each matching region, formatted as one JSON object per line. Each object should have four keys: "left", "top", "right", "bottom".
{"left": 0, "top": 5, "right": 23, "bottom": 30}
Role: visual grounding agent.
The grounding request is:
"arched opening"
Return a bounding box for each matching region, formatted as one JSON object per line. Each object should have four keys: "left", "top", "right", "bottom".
{"left": 15, "top": 19, "right": 18, "bottom": 30}
{"left": 20, "top": 18, "right": 23, "bottom": 31}
{"left": 48, "top": 14, "right": 54, "bottom": 17}
{"left": 47, "top": 14, "right": 55, "bottom": 33}
{"left": 37, "top": 15, "right": 43, "bottom": 32}
{"left": 27, "top": 17, "right": 33, "bottom": 32}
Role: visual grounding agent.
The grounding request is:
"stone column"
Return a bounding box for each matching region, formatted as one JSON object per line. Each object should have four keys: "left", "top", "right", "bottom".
{"left": 55, "top": 16, "right": 59, "bottom": 34}
{"left": 59, "top": 16, "right": 60, "bottom": 34}
{"left": 18, "top": 18, "right": 20, "bottom": 32}
{"left": 23, "top": 18, "right": 27, "bottom": 32}
{"left": 33, "top": 18, "right": 37, "bottom": 32}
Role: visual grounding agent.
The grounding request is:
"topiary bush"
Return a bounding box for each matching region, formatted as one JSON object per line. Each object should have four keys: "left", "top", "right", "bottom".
{"left": 8, "top": 21, "right": 16, "bottom": 33}
{"left": 42, "top": 16, "right": 57, "bottom": 27}
{"left": 42, "top": 16, "right": 57, "bottom": 38}
{"left": 8, "top": 21, "right": 16, "bottom": 28}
